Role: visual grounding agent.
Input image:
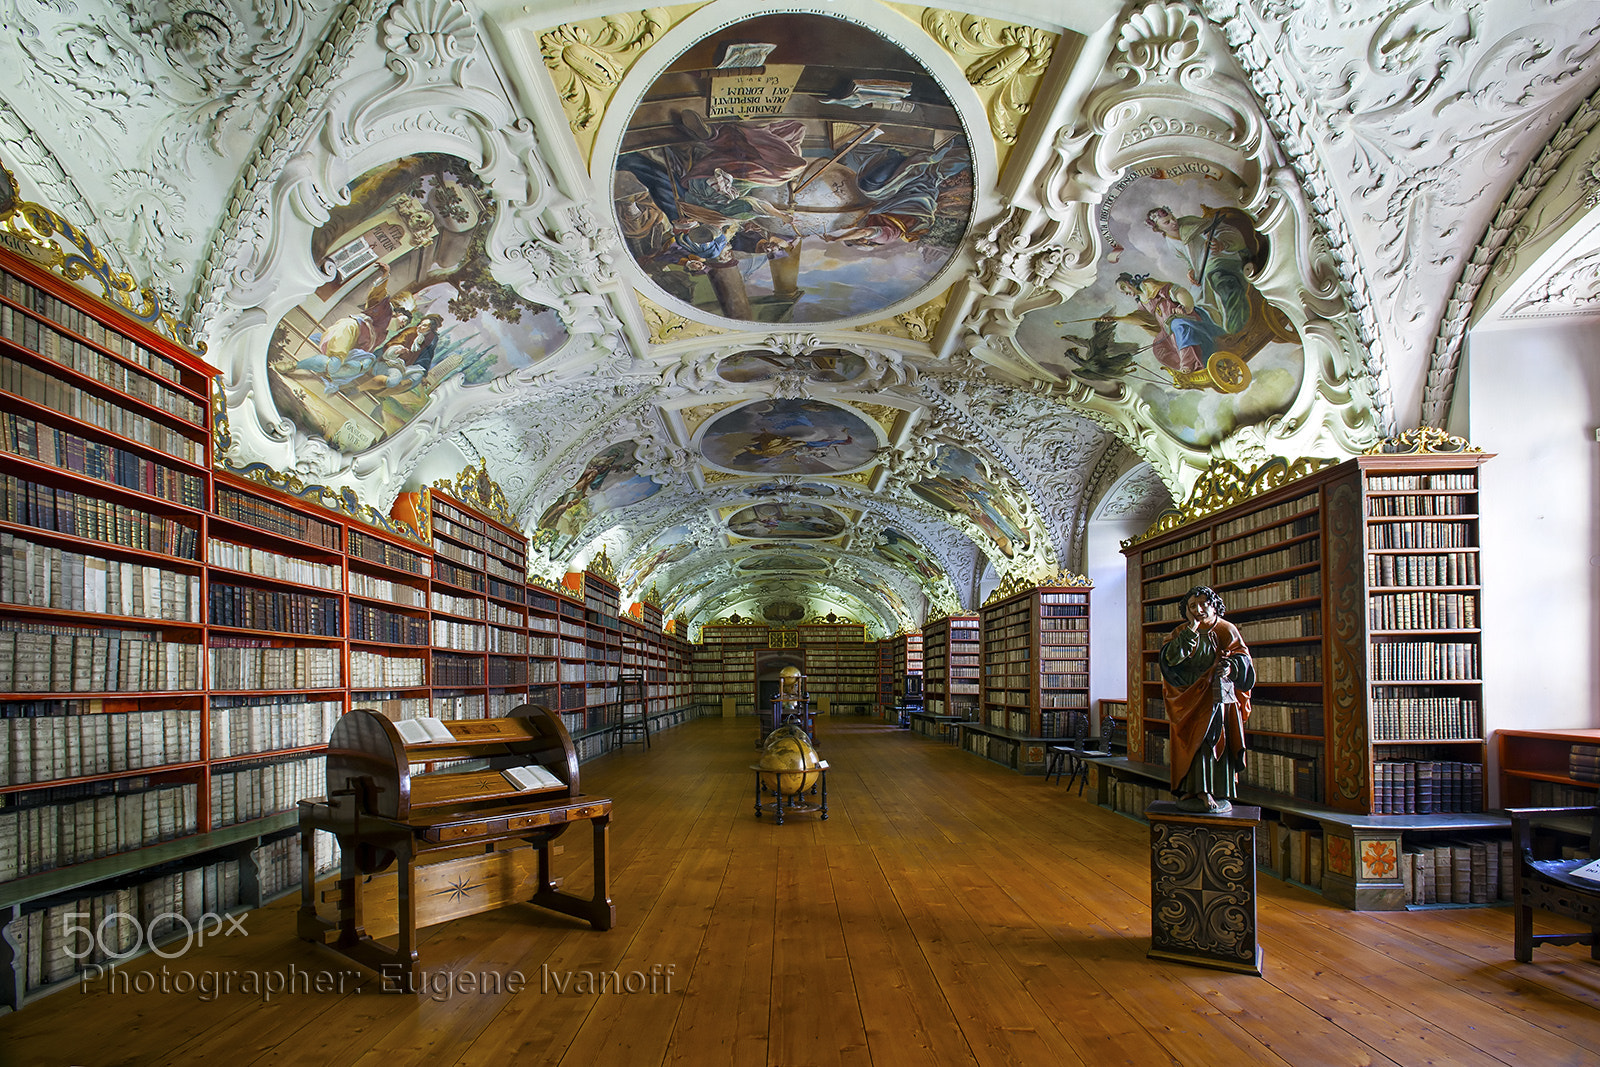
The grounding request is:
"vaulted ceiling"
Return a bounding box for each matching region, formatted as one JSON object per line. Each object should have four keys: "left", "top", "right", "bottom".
{"left": 4, "top": 0, "right": 1599, "bottom": 638}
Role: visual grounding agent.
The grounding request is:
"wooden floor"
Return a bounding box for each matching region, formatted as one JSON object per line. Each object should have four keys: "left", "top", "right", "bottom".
{"left": 4, "top": 715, "right": 1600, "bottom": 1067}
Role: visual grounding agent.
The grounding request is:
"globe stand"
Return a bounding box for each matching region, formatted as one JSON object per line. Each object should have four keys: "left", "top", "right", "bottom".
{"left": 752, "top": 762, "right": 829, "bottom": 824}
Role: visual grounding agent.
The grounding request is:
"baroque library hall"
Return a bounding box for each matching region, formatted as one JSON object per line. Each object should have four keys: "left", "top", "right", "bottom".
{"left": 3, "top": 1, "right": 1600, "bottom": 1064}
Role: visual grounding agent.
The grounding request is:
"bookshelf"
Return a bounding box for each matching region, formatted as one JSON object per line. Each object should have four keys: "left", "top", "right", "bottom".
{"left": 874, "top": 639, "right": 895, "bottom": 718}
{"left": 961, "top": 580, "right": 1091, "bottom": 773}
{"left": 796, "top": 622, "right": 873, "bottom": 715}
{"left": 1118, "top": 445, "right": 1496, "bottom": 909}
{"left": 921, "top": 615, "right": 980, "bottom": 719}
{"left": 1497, "top": 729, "right": 1600, "bottom": 808}
{"left": 0, "top": 245, "right": 321, "bottom": 1008}
{"left": 890, "top": 630, "right": 924, "bottom": 717}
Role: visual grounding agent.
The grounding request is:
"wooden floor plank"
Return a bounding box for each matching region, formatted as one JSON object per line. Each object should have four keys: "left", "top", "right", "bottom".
{"left": 4, "top": 716, "right": 1600, "bottom": 1067}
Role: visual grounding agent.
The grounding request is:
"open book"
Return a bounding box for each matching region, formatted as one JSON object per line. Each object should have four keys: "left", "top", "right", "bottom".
{"left": 395, "top": 718, "right": 455, "bottom": 745}
{"left": 502, "top": 763, "right": 565, "bottom": 792}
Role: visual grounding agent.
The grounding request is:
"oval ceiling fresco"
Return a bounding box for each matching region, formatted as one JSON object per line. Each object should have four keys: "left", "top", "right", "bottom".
{"left": 534, "top": 440, "right": 666, "bottom": 557}
{"left": 740, "top": 552, "right": 826, "bottom": 571}
{"left": 726, "top": 501, "right": 846, "bottom": 539}
{"left": 909, "top": 445, "right": 1028, "bottom": 559}
{"left": 266, "top": 153, "right": 568, "bottom": 452}
{"left": 700, "top": 398, "right": 879, "bottom": 474}
{"left": 612, "top": 12, "right": 973, "bottom": 324}
{"left": 1013, "top": 165, "right": 1303, "bottom": 449}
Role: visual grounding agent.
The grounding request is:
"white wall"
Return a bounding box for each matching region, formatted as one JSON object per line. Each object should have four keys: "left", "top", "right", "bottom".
{"left": 1464, "top": 319, "right": 1600, "bottom": 798}
{"left": 1087, "top": 517, "right": 1146, "bottom": 737}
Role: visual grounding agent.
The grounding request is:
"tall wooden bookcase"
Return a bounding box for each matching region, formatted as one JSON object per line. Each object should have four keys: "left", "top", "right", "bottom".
{"left": 796, "top": 621, "right": 872, "bottom": 715}
{"left": 889, "top": 630, "right": 923, "bottom": 711}
{"left": 922, "top": 615, "right": 980, "bottom": 719}
{"left": 1121, "top": 444, "right": 1495, "bottom": 908}
{"left": 960, "top": 579, "right": 1091, "bottom": 773}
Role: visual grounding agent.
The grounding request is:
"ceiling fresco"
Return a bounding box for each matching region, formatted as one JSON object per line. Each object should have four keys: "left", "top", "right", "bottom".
{"left": 5, "top": 0, "right": 1599, "bottom": 638}
{"left": 612, "top": 12, "right": 975, "bottom": 325}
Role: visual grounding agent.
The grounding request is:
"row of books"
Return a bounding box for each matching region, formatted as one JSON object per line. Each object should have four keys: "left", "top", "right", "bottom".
{"left": 208, "top": 584, "right": 341, "bottom": 637}
{"left": 1241, "top": 748, "right": 1320, "bottom": 801}
{"left": 1366, "top": 473, "right": 1475, "bottom": 491}
{"left": 0, "top": 311, "right": 202, "bottom": 424}
{"left": 215, "top": 486, "right": 340, "bottom": 550}
{"left": 208, "top": 755, "right": 326, "bottom": 828}
{"left": 1233, "top": 610, "right": 1320, "bottom": 643}
{"left": 486, "top": 601, "right": 525, "bottom": 628}
{"left": 349, "top": 649, "right": 425, "bottom": 688}
{"left": 1369, "top": 693, "right": 1481, "bottom": 741}
{"left": 1371, "top": 759, "right": 1483, "bottom": 814}
{"left": 1570, "top": 744, "right": 1600, "bottom": 783}
{"left": 0, "top": 473, "right": 200, "bottom": 559}
{"left": 1399, "top": 839, "right": 1512, "bottom": 905}
{"left": 1367, "top": 494, "right": 1472, "bottom": 517}
{"left": 207, "top": 539, "right": 341, "bottom": 589}
{"left": 431, "top": 618, "right": 485, "bottom": 651}
{"left": 1216, "top": 512, "right": 1319, "bottom": 557}
{"left": 1, "top": 707, "right": 202, "bottom": 785}
{"left": 431, "top": 538, "right": 484, "bottom": 570}
{"left": 1369, "top": 640, "right": 1480, "bottom": 681}
{"left": 1211, "top": 539, "right": 1320, "bottom": 586}
{"left": 348, "top": 570, "right": 424, "bottom": 607}
{"left": 0, "top": 627, "right": 201, "bottom": 693}
{"left": 1247, "top": 699, "right": 1323, "bottom": 736}
{"left": 430, "top": 653, "right": 484, "bottom": 688}
{"left": 430, "top": 588, "right": 484, "bottom": 619}
{"left": 1366, "top": 551, "right": 1478, "bottom": 587}
{"left": 1213, "top": 494, "right": 1317, "bottom": 540}
{"left": 4, "top": 859, "right": 242, "bottom": 991}
{"left": 347, "top": 528, "right": 428, "bottom": 576}
{"left": 206, "top": 645, "right": 340, "bottom": 691}
{"left": 433, "top": 558, "right": 484, "bottom": 592}
{"left": 349, "top": 602, "right": 427, "bottom": 645}
{"left": 431, "top": 691, "right": 487, "bottom": 720}
{"left": 1367, "top": 522, "right": 1473, "bottom": 550}
{"left": 0, "top": 782, "right": 200, "bottom": 881}
{"left": 1, "top": 412, "right": 206, "bottom": 508}
{"left": 1253, "top": 650, "right": 1323, "bottom": 683}
{"left": 1213, "top": 572, "right": 1321, "bottom": 611}
{"left": 209, "top": 698, "right": 342, "bottom": 759}
{"left": 1, "top": 354, "right": 205, "bottom": 459}
{"left": 0, "top": 268, "right": 186, "bottom": 383}
{"left": 3, "top": 532, "right": 201, "bottom": 621}
{"left": 488, "top": 627, "right": 527, "bottom": 655}
{"left": 1368, "top": 591, "right": 1477, "bottom": 631}
{"left": 256, "top": 829, "right": 342, "bottom": 900}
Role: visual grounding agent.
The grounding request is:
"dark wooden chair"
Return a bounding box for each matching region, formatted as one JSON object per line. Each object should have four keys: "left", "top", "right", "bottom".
{"left": 1506, "top": 805, "right": 1600, "bottom": 962}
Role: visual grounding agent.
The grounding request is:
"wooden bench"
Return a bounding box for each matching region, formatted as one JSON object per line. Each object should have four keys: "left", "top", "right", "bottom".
{"left": 1507, "top": 805, "right": 1600, "bottom": 962}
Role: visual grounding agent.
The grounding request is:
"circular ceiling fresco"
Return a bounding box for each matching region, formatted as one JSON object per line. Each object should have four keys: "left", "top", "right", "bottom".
{"left": 612, "top": 12, "right": 973, "bottom": 325}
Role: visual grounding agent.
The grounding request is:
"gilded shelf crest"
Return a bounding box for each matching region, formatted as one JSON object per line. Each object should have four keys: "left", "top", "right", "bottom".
{"left": 431, "top": 458, "right": 518, "bottom": 528}
{"left": 1363, "top": 428, "right": 1482, "bottom": 455}
{"left": 983, "top": 569, "right": 1091, "bottom": 605}
{"left": 640, "top": 293, "right": 730, "bottom": 345}
{"left": 588, "top": 545, "right": 618, "bottom": 581}
{"left": 857, "top": 293, "right": 948, "bottom": 342}
{"left": 1124, "top": 455, "right": 1338, "bottom": 547}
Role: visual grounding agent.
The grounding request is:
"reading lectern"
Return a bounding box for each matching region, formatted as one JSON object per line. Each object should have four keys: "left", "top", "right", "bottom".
{"left": 297, "top": 704, "right": 614, "bottom": 991}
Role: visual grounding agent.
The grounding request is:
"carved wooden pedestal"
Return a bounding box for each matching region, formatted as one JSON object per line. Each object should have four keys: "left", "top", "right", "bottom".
{"left": 1147, "top": 801, "right": 1264, "bottom": 976}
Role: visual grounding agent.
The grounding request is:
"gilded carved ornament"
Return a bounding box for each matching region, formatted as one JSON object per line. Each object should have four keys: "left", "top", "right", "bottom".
{"left": 640, "top": 293, "right": 730, "bottom": 345}
{"left": 1362, "top": 428, "right": 1483, "bottom": 456}
{"left": 431, "top": 458, "right": 519, "bottom": 528}
{"left": 983, "top": 569, "right": 1091, "bottom": 606}
{"left": 587, "top": 545, "right": 618, "bottom": 581}
{"left": 910, "top": 7, "right": 1058, "bottom": 155}
{"left": 0, "top": 159, "right": 200, "bottom": 353}
{"left": 540, "top": 7, "right": 694, "bottom": 161}
{"left": 857, "top": 294, "right": 948, "bottom": 342}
